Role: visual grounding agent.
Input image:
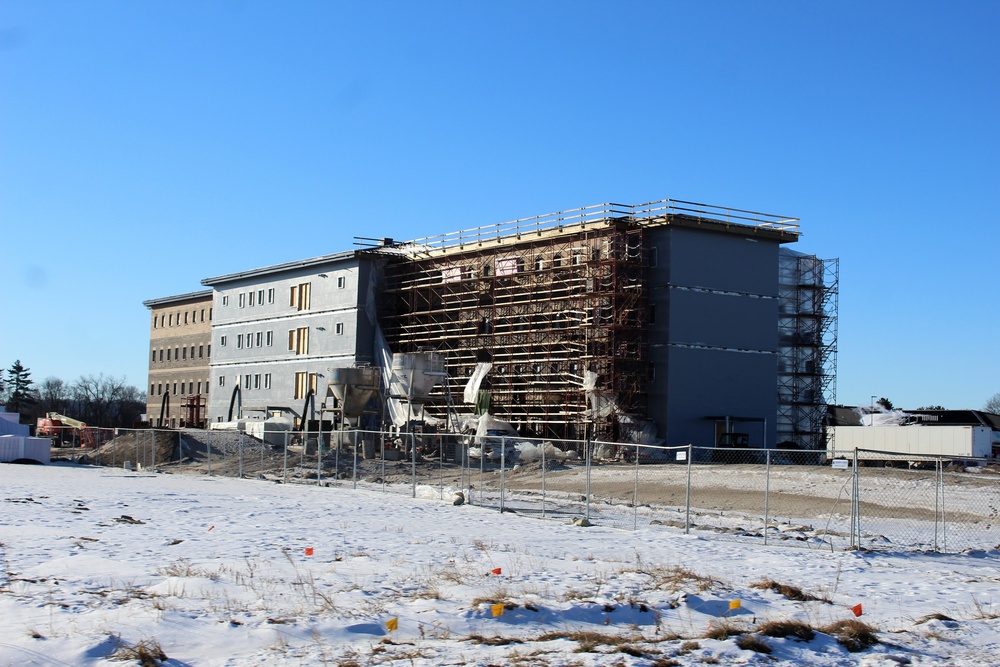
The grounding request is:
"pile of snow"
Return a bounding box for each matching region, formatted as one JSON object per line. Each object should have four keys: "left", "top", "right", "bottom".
{"left": 1, "top": 462, "right": 999, "bottom": 666}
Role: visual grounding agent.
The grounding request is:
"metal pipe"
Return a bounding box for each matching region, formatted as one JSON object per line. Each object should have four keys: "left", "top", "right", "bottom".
{"left": 685, "top": 444, "right": 693, "bottom": 534}
{"left": 764, "top": 449, "right": 771, "bottom": 545}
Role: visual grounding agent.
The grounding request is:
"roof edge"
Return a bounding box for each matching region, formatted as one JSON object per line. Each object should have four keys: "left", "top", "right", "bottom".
{"left": 201, "top": 250, "right": 360, "bottom": 286}
{"left": 142, "top": 289, "right": 214, "bottom": 309}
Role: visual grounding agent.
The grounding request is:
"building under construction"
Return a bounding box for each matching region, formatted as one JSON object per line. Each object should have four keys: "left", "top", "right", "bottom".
{"left": 373, "top": 198, "right": 837, "bottom": 449}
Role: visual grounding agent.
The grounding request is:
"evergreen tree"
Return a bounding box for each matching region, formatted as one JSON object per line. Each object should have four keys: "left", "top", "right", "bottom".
{"left": 6, "top": 360, "right": 36, "bottom": 416}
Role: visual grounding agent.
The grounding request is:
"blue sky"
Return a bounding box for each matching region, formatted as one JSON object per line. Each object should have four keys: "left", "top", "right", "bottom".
{"left": 1, "top": 1, "right": 997, "bottom": 410}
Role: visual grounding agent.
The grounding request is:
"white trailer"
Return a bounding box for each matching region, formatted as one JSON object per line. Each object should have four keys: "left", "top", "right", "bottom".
{"left": 829, "top": 425, "right": 994, "bottom": 461}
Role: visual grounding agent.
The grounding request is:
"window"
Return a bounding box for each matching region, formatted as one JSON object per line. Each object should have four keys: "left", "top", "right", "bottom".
{"left": 249, "top": 291, "right": 255, "bottom": 307}
{"left": 222, "top": 295, "right": 229, "bottom": 306}
{"left": 220, "top": 335, "right": 227, "bottom": 347}
{"left": 157, "top": 383, "right": 162, "bottom": 395}
{"left": 182, "top": 347, "right": 187, "bottom": 360}
{"left": 290, "top": 282, "right": 311, "bottom": 311}
{"left": 151, "top": 350, "right": 156, "bottom": 363}
{"left": 255, "top": 332, "right": 262, "bottom": 347}
{"left": 337, "top": 276, "right": 345, "bottom": 289}
{"left": 209, "top": 308, "right": 213, "bottom": 320}
{"left": 237, "top": 334, "right": 244, "bottom": 349}
{"left": 253, "top": 374, "right": 261, "bottom": 390}
{"left": 175, "top": 347, "right": 180, "bottom": 360}
{"left": 198, "top": 345, "right": 204, "bottom": 358}
{"left": 294, "top": 372, "right": 307, "bottom": 399}
{"left": 245, "top": 331, "right": 253, "bottom": 348}
{"left": 197, "top": 381, "right": 202, "bottom": 394}
{"left": 159, "top": 314, "right": 165, "bottom": 328}
{"left": 172, "top": 382, "right": 178, "bottom": 394}
{"left": 169, "top": 314, "right": 173, "bottom": 326}
{"left": 159, "top": 349, "right": 164, "bottom": 362}
{"left": 335, "top": 322, "right": 344, "bottom": 335}
{"left": 207, "top": 344, "right": 211, "bottom": 357}
{"left": 167, "top": 349, "right": 171, "bottom": 361}
{"left": 152, "top": 315, "right": 157, "bottom": 329}
{"left": 190, "top": 346, "right": 195, "bottom": 358}
{"left": 184, "top": 312, "right": 188, "bottom": 325}
{"left": 265, "top": 331, "right": 273, "bottom": 347}
{"left": 288, "top": 327, "right": 309, "bottom": 354}
{"left": 257, "top": 289, "right": 264, "bottom": 305}
{"left": 244, "top": 375, "right": 251, "bottom": 390}
{"left": 267, "top": 288, "right": 274, "bottom": 304}
{"left": 200, "top": 309, "right": 205, "bottom": 322}
{"left": 150, "top": 383, "right": 154, "bottom": 395}
{"left": 238, "top": 293, "right": 246, "bottom": 308}
{"left": 264, "top": 373, "right": 271, "bottom": 389}
{"left": 219, "top": 376, "right": 225, "bottom": 387}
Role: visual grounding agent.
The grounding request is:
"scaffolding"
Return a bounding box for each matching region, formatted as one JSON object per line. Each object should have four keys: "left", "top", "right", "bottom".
{"left": 777, "top": 250, "right": 839, "bottom": 450}
{"left": 370, "top": 199, "right": 800, "bottom": 443}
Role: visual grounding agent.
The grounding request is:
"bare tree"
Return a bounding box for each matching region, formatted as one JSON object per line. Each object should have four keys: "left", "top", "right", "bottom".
{"left": 71, "top": 374, "right": 145, "bottom": 428}
{"left": 985, "top": 392, "right": 1000, "bottom": 415}
{"left": 37, "top": 376, "right": 71, "bottom": 416}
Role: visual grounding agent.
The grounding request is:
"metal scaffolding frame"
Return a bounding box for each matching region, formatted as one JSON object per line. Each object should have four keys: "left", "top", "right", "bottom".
{"left": 777, "top": 253, "right": 839, "bottom": 450}
{"left": 375, "top": 220, "right": 649, "bottom": 442}
{"left": 367, "top": 198, "right": 802, "bottom": 444}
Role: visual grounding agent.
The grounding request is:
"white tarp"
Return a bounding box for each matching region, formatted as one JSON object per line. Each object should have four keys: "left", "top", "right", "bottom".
{"left": 463, "top": 362, "right": 492, "bottom": 404}
{"left": 0, "top": 435, "right": 50, "bottom": 464}
{"left": 0, "top": 413, "right": 28, "bottom": 437}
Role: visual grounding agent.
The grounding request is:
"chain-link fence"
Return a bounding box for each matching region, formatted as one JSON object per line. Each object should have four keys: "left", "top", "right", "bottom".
{"left": 850, "top": 449, "right": 1000, "bottom": 553}
{"left": 54, "top": 428, "right": 1000, "bottom": 553}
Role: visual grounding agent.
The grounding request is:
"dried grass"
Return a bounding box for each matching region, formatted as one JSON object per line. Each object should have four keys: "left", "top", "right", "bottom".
{"left": 110, "top": 637, "right": 167, "bottom": 666}
{"left": 735, "top": 633, "right": 772, "bottom": 654}
{"left": 749, "top": 578, "right": 830, "bottom": 603}
{"left": 819, "top": 619, "right": 879, "bottom": 652}
{"left": 756, "top": 618, "right": 815, "bottom": 641}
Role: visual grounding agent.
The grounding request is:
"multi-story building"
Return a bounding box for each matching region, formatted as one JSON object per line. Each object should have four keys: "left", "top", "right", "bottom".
{"left": 200, "top": 252, "right": 379, "bottom": 424}
{"left": 143, "top": 290, "right": 214, "bottom": 427}
{"left": 146, "top": 197, "right": 838, "bottom": 450}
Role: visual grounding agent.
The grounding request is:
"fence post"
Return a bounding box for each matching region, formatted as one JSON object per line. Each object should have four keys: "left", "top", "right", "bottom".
{"left": 633, "top": 443, "right": 640, "bottom": 531}
{"left": 585, "top": 434, "right": 592, "bottom": 523}
{"left": 380, "top": 430, "right": 386, "bottom": 495}
{"left": 282, "top": 430, "right": 288, "bottom": 483}
{"left": 499, "top": 437, "right": 507, "bottom": 514}
{"left": 353, "top": 430, "right": 358, "bottom": 491}
{"left": 851, "top": 448, "right": 859, "bottom": 549}
{"left": 941, "top": 458, "right": 947, "bottom": 553}
{"left": 541, "top": 439, "right": 547, "bottom": 520}
{"left": 764, "top": 449, "right": 771, "bottom": 546}
{"left": 685, "top": 444, "right": 693, "bottom": 534}
{"left": 410, "top": 430, "right": 417, "bottom": 498}
{"left": 238, "top": 432, "right": 244, "bottom": 479}
{"left": 207, "top": 429, "right": 212, "bottom": 476}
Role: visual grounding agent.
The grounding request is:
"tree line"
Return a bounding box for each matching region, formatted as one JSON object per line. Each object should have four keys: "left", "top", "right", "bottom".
{"left": 1, "top": 360, "right": 147, "bottom": 429}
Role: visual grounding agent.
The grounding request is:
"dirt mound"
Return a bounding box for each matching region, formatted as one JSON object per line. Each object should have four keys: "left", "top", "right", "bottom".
{"left": 91, "top": 430, "right": 179, "bottom": 468}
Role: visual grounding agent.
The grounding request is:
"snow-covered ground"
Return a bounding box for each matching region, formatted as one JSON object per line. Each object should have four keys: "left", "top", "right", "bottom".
{"left": 2, "top": 462, "right": 1000, "bottom": 666}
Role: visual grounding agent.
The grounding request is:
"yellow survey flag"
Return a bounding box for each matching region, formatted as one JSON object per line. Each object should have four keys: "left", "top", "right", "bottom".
{"left": 386, "top": 617, "right": 398, "bottom": 632}
{"left": 491, "top": 603, "right": 505, "bottom": 617}
{"left": 729, "top": 599, "right": 741, "bottom": 610}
